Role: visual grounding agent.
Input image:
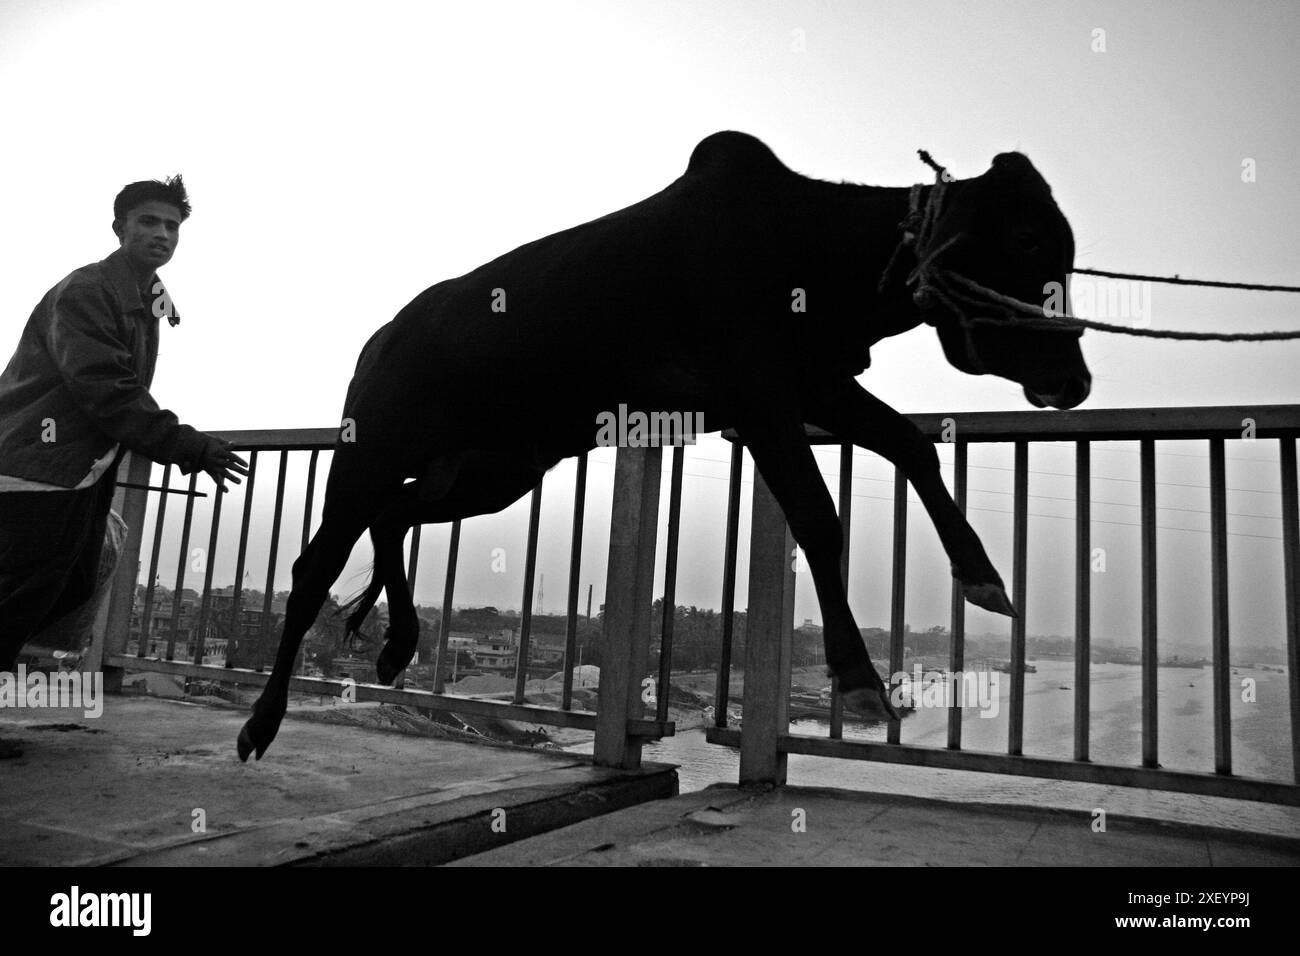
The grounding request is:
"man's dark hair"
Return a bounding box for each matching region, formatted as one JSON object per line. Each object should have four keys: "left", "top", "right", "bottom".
{"left": 113, "top": 174, "right": 191, "bottom": 223}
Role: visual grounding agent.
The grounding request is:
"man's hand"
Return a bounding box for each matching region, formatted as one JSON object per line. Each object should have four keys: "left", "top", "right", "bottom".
{"left": 199, "top": 436, "right": 250, "bottom": 493}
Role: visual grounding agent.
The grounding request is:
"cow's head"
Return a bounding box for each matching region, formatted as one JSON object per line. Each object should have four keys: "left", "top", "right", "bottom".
{"left": 917, "top": 152, "right": 1091, "bottom": 410}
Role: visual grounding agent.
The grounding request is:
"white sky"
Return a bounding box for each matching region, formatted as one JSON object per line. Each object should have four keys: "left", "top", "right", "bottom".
{"left": 2, "top": 1, "right": 1297, "bottom": 648}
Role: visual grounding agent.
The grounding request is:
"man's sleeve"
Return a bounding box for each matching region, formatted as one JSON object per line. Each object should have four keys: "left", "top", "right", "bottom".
{"left": 45, "top": 280, "right": 213, "bottom": 473}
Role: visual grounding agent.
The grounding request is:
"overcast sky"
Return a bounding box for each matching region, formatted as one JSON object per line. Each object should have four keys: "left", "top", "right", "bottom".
{"left": 2, "top": 1, "right": 1297, "bottom": 648}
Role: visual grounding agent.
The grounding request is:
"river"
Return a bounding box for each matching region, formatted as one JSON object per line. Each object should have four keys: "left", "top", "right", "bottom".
{"left": 564, "top": 660, "right": 1294, "bottom": 798}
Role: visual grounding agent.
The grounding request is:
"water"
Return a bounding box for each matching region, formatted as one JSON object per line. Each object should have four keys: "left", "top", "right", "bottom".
{"left": 565, "top": 661, "right": 1295, "bottom": 795}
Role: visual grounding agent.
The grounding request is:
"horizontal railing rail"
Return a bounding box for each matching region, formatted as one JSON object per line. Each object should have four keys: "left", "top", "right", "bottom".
{"left": 707, "top": 404, "right": 1300, "bottom": 806}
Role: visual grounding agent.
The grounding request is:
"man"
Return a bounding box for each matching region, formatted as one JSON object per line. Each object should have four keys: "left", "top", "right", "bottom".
{"left": 0, "top": 176, "right": 248, "bottom": 749}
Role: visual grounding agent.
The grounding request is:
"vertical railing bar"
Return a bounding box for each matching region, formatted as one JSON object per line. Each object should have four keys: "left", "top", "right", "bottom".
{"left": 102, "top": 452, "right": 150, "bottom": 675}
{"left": 1141, "top": 438, "right": 1159, "bottom": 768}
{"left": 715, "top": 441, "right": 743, "bottom": 726}
{"left": 406, "top": 525, "right": 422, "bottom": 594}
{"left": 831, "top": 443, "right": 852, "bottom": 740}
{"left": 256, "top": 451, "right": 289, "bottom": 674}
{"left": 1073, "top": 440, "right": 1091, "bottom": 762}
{"left": 433, "top": 520, "right": 461, "bottom": 695}
{"left": 402, "top": 522, "right": 423, "bottom": 685}
{"left": 887, "top": 466, "right": 907, "bottom": 746}
{"left": 139, "top": 464, "right": 171, "bottom": 657}
{"left": 947, "top": 439, "right": 967, "bottom": 751}
{"left": 165, "top": 470, "right": 199, "bottom": 662}
{"left": 657, "top": 445, "right": 684, "bottom": 724}
{"left": 737, "top": 465, "right": 793, "bottom": 784}
{"left": 301, "top": 449, "right": 319, "bottom": 553}
{"left": 593, "top": 445, "right": 662, "bottom": 769}
{"left": 194, "top": 480, "right": 224, "bottom": 666}
{"left": 294, "top": 449, "right": 320, "bottom": 677}
{"left": 1009, "top": 440, "right": 1028, "bottom": 756}
{"left": 562, "top": 453, "right": 588, "bottom": 710}
{"left": 1279, "top": 437, "right": 1300, "bottom": 785}
{"left": 513, "top": 483, "right": 543, "bottom": 704}
{"left": 225, "top": 451, "right": 258, "bottom": 669}
{"left": 1209, "top": 438, "right": 1232, "bottom": 774}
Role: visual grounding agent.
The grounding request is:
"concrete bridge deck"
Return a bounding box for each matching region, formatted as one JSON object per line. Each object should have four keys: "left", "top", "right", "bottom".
{"left": 451, "top": 782, "right": 1300, "bottom": 867}
{"left": 0, "top": 695, "right": 675, "bottom": 867}
{"left": 2, "top": 696, "right": 1297, "bottom": 867}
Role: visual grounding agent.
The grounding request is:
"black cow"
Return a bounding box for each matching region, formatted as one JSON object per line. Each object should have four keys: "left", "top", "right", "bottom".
{"left": 238, "top": 131, "right": 1089, "bottom": 760}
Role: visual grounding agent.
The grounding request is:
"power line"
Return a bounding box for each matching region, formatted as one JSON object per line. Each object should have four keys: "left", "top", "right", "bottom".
{"left": 677, "top": 449, "right": 1292, "bottom": 497}
{"left": 585, "top": 458, "right": 1286, "bottom": 541}
{"left": 1011, "top": 441, "right": 1282, "bottom": 465}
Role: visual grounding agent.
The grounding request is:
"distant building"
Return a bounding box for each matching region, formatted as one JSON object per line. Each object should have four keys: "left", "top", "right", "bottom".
{"left": 444, "top": 628, "right": 562, "bottom": 678}
{"left": 470, "top": 628, "right": 518, "bottom": 675}
{"left": 126, "top": 585, "right": 279, "bottom": 666}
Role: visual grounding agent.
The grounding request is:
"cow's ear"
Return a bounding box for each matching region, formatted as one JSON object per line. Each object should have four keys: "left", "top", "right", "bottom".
{"left": 990, "top": 152, "right": 1051, "bottom": 194}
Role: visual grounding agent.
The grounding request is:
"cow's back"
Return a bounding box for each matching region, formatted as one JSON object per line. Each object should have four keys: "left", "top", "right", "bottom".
{"left": 337, "top": 132, "right": 805, "bottom": 467}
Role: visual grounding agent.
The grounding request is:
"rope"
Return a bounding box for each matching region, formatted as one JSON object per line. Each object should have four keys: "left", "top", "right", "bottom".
{"left": 948, "top": 274, "right": 1300, "bottom": 341}
{"left": 880, "top": 151, "right": 1300, "bottom": 342}
{"left": 1072, "top": 267, "right": 1300, "bottom": 294}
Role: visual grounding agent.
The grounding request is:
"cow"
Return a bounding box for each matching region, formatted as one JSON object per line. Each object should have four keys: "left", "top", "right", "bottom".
{"left": 237, "top": 130, "right": 1089, "bottom": 761}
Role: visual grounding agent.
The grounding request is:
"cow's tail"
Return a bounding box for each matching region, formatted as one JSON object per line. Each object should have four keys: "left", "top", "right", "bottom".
{"left": 337, "top": 565, "right": 384, "bottom": 647}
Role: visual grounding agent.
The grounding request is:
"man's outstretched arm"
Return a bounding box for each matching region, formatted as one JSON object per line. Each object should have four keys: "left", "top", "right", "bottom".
{"left": 46, "top": 281, "right": 247, "bottom": 488}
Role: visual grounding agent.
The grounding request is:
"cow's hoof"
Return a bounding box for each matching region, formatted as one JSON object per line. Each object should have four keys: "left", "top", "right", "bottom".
{"left": 962, "top": 581, "right": 1018, "bottom": 618}
{"left": 842, "top": 685, "right": 902, "bottom": 722}
{"left": 236, "top": 726, "right": 263, "bottom": 762}
{"left": 376, "top": 621, "right": 418, "bottom": 686}
{"left": 832, "top": 661, "right": 902, "bottom": 722}
{"left": 237, "top": 696, "right": 285, "bottom": 762}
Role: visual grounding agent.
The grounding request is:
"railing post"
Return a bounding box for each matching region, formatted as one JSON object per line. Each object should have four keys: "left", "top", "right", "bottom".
{"left": 739, "top": 467, "right": 795, "bottom": 786}
{"left": 93, "top": 451, "right": 153, "bottom": 691}
{"left": 593, "top": 445, "right": 662, "bottom": 769}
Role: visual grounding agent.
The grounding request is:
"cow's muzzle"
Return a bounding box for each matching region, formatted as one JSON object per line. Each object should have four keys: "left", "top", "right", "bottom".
{"left": 1024, "top": 374, "right": 1090, "bottom": 410}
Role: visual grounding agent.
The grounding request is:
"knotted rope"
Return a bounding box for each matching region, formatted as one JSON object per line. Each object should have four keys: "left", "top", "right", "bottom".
{"left": 879, "top": 151, "right": 1300, "bottom": 342}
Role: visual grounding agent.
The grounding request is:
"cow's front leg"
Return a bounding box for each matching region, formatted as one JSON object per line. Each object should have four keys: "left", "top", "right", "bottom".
{"left": 736, "top": 401, "right": 900, "bottom": 721}
{"left": 806, "top": 380, "right": 1016, "bottom": 617}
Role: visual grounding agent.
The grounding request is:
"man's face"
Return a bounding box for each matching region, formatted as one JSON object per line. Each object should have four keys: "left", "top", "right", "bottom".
{"left": 114, "top": 200, "right": 182, "bottom": 274}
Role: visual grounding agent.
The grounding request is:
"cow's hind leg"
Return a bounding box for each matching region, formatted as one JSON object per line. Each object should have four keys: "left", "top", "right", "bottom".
{"left": 368, "top": 451, "right": 548, "bottom": 685}
{"left": 338, "top": 489, "right": 429, "bottom": 644}
{"left": 368, "top": 491, "right": 422, "bottom": 686}
{"left": 237, "top": 506, "right": 371, "bottom": 761}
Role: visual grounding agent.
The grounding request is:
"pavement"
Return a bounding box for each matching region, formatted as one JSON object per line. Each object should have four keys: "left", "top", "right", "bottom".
{"left": 449, "top": 782, "right": 1300, "bottom": 866}
{"left": 3, "top": 694, "right": 1296, "bottom": 867}
{"left": 0, "top": 695, "right": 675, "bottom": 866}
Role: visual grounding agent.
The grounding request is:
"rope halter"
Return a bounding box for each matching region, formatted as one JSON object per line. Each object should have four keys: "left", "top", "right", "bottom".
{"left": 877, "top": 150, "right": 1085, "bottom": 358}
{"left": 879, "top": 152, "right": 1300, "bottom": 344}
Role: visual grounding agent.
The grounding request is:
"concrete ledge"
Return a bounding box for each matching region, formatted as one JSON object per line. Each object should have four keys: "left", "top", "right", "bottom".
{"left": 105, "top": 762, "right": 678, "bottom": 867}
{"left": 301, "top": 766, "right": 676, "bottom": 866}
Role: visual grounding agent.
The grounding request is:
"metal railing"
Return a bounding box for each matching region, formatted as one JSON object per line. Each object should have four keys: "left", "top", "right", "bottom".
{"left": 91, "top": 431, "right": 677, "bottom": 769}
{"left": 86, "top": 405, "right": 1300, "bottom": 803}
{"left": 706, "top": 405, "right": 1300, "bottom": 806}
